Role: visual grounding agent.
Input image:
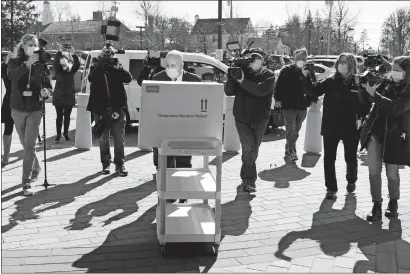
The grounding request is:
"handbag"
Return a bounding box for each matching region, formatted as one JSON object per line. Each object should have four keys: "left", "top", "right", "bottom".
{"left": 384, "top": 124, "right": 410, "bottom": 167}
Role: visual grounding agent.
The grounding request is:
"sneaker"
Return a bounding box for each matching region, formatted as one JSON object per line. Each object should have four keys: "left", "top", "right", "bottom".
{"left": 55, "top": 135, "right": 62, "bottom": 143}
{"left": 326, "top": 190, "right": 337, "bottom": 200}
{"left": 243, "top": 184, "right": 256, "bottom": 193}
{"left": 367, "top": 202, "right": 382, "bottom": 222}
{"left": 166, "top": 199, "right": 177, "bottom": 203}
{"left": 385, "top": 199, "right": 398, "bottom": 218}
{"left": 116, "top": 165, "right": 128, "bottom": 177}
{"left": 285, "top": 151, "right": 291, "bottom": 158}
{"left": 346, "top": 183, "right": 356, "bottom": 193}
{"left": 179, "top": 199, "right": 187, "bottom": 203}
{"left": 290, "top": 152, "right": 298, "bottom": 161}
{"left": 31, "top": 169, "right": 41, "bottom": 182}
{"left": 102, "top": 164, "right": 110, "bottom": 175}
{"left": 23, "top": 189, "right": 34, "bottom": 196}
{"left": 63, "top": 134, "right": 70, "bottom": 141}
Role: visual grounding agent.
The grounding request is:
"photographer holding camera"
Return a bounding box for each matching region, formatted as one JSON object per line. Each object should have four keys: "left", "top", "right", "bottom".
{"left": 137, "top": 51, "right": 167, "bottom": 87}
{"left": 359, "top": 56, "right": 410, "bottom": 222}
{"left": 8, "top": 34, "right": 52, "bottom": 196}
{"left": 86, "top": 45, "right": 132, "bottom": 176}
{"left": 52, "top": 44, "right": 80, "bottom": 143}
{"left": 274, "top": 48, "right": 317, "bottom": 162}
{"left": 224, "top": 48, "right": 275, "bottom": 193}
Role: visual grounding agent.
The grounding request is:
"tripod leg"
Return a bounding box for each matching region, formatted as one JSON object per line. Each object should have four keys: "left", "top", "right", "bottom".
{"left": 42, "top": 99, "right": 49, "bottom": 190}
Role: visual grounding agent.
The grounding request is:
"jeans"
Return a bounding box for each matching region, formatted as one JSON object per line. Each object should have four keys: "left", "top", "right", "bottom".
{"left": 367, "top": 135, "right": 400, "bottom": 202}
{"left": 11, "top": 109, "right": 42, "bottom": 189}
{"left": 94, "top": 109, "right": 126, "bottom": 167}
{"left": 323, "top": 134, "right": 359, "bottom": 192}
{"left": 235, "top": 119, "right": 269, "bottom": 187}
{"left": 55, "top": 106, "right": 73, "bottom": 136}
{"left": 152, "top": 148, "right": 192, "bottom": 169}
{"left": 284, "top": 109, "right": 307, "bottom": 155}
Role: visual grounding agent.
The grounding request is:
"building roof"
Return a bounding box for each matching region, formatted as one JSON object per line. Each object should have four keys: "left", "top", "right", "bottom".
{"left": 191, "top": 18, "right": 251, "bottom": 35}
{"left": 27, "top": 22, "right": 52, "bottom": 34}
{"left": 41, "top": 19, "right": 130, "bottom": 34}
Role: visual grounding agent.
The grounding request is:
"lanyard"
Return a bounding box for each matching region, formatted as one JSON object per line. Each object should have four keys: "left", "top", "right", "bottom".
{"left": 26, "top": 66, "right": 31, "bottom": 90}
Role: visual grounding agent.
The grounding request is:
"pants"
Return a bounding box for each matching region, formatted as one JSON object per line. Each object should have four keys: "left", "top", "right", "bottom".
{"left": 323, "top": 134, "right": 359, "bottom": 192}
{"left": 284, "top": 109, "right": 307, "bottom": 155}
{"left": 11, "top": 109, "right": 42, "bottom": 188}
{"left": 55, "top": 106, "right": 73, "bottom": 136}
{"left": 367, "top": 135, "right": 400, "bottom": 202}
{"left": 235, "top": 119, "right": 269, "bottom": 187}
{"left": 94, "top": 109, "right": 126, "bottom": 167}
{"left": 3, "top": 120, "right": 14, "bottom": 135}
{"left": 152, "top": 147, "right": 192, "bottom": 169}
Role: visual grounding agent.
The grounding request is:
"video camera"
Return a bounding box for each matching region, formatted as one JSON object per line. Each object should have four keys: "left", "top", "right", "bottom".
{"left": 145, "top": 50, "right": 168, "bottom": 67}
{"left": 354, "top": 70, "right": 380, "bottom": 87}
{"left": 34, "top": 38, "right": 52, "bottom": 64}
{"left": 99, "top": 19, "right": 123, "bottom": 69}
{"left": 226, "top": 41, "right": 256, "bottom": 80}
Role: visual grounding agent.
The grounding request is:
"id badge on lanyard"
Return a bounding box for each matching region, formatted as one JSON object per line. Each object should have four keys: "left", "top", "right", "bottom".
{"left": 23, "top": 67, "right": 32, "bottom": 97}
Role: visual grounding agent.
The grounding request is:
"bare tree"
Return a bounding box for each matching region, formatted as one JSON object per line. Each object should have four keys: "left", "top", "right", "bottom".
{"left": 331, "top": 0, "right": 358, "bottom": 54}
{"left": 52, "top": 2, "right": 69, "bottom": 22}
{"left": 380, "top": 8, "right": 410, "bottom": 56}
{"left": 134, "top": 0, "right": 160, "bottom": 28}
{"left": 359, "top": 29, "right": 369, "bottom": 52}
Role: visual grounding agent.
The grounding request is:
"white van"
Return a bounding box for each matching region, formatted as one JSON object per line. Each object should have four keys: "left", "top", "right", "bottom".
{"left": 80, "top": 50, "right": 230, "bottom": 123}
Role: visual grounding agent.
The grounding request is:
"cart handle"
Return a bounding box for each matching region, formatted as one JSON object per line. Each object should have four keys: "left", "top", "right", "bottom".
{"left": 159, "top": 137, "right": 223, "bottom": 156}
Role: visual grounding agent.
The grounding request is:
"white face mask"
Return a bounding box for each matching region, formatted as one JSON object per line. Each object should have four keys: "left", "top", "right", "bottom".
{"left": 296, "top": 60, "right": 305, "bottom": 68}
{"left": 338, "top": 64, "right": 348, "bottom": 75}
{"left": 250, "top": 60, "right": 263, "bottom": 71}
{"left": 166, "top": 67, "right": 180, "bottom": 79}
{"left": 26, "top": 46, "right": 37, "bottom": 56}
{"left": 391, "top": 71, "right": 405, "bottom": 82}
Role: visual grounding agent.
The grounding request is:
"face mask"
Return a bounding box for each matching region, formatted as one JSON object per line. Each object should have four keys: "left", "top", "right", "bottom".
{"left": 166, "top": 67, "right": 180, "bottom": 79}
{"left": 250, "top": 60, "right": 263, "bottom": 71}
{"left": 296, "top": 60, "right": 305, "bottom": 68}
{"left": 26, "top": 46, "right": 37, "bottom": 56}
{"left": 338, "top": 64, "right": 348, "bottom": 75}
{"left": 391, "top": 71, "right": 405, "bottom": 82}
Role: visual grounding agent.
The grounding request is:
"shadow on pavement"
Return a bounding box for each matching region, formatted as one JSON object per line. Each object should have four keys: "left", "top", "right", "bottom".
{"left": 258, "top": 163, "right": 311, "bottom": 188}
{"left": 72, "top": 186, "right": 255, "bottom": 272}
{"left": 358, "top": 152, "right": 368, "bottom": 166}
{"left": 262, "top": 128, "right": 286, "bottom": 142}
{"left": 301, "top": 152, "right": 321, "bottom": 168}
{"left": 45, "top": 148, "right": 87, "bottom": 163}
{"left": 275, "top": 195, "right": 409, "bottom": 273}
{"left": 209, "top": 152, "right": 238, "bottom": 166}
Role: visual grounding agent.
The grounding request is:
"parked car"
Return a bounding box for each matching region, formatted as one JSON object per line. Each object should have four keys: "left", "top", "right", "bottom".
{"left": 273, "top": 63, "right": 334, "bottom": 82}
{"left": 268, "top": 54, "right": 285, "bottom": 71}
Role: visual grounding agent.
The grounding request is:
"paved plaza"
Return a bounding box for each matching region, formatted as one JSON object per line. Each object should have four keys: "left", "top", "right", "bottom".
{"left": 1, "top": 102, "right": 410, "bottom": 273}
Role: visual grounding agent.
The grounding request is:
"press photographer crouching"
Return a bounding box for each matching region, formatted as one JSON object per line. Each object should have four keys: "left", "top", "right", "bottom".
{"left": 224, "top": 48, "right": 276, "bottom": 193}
{"left": 359, "top": 56, "right": 410, "bottom": 222}
{"left": 87, "top": 45, "right": 132, "bottom": 176}
{"left": 8, "top": 34, "right": 52, "bottom": 196}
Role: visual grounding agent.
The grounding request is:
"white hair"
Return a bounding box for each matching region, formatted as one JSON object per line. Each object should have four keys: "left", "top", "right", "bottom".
{"left": 166, "top": 50, "right": 183, "bottom": 63}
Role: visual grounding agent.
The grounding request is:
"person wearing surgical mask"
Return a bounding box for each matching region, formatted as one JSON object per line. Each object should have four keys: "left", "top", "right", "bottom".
{"left": 303, "top": 53, "right": 368, "bottom": 200}
{"left": 224, "top": 48, "right": 276, "bottom": 193}
{"left": 52, "top": 45, "right": 80, "bottom": 143}
{"left": 358, "top": 56, "right": 410, "bottom": 222}
{"left": 274, "top": 48, "right": 317, "bottom": 162}
{"left": 7, "top": 34, "right": 52, "bottom": 196}
{"left": 151, "top": 50, "right": 201, "bottom": 203}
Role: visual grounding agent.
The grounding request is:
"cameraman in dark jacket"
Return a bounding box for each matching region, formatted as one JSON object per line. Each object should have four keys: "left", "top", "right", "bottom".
{"left": 137, "top": 54, "right": 166, "bottom": 87}
{"left": 224, "top": 49, "right": 275, "bottom": 193}
{"left": 274, "top": 48, "right": 317, "bottom": 162}
{"left": 87, "top": 46, "right": 132, "bottom": 177}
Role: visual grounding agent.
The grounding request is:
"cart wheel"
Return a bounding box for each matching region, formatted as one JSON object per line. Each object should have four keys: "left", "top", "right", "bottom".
{"left": 160, "top": 244, "right": 166, "bottom": 256}
{"left": 213, "top": 244, "right": 219, "bottom": 256}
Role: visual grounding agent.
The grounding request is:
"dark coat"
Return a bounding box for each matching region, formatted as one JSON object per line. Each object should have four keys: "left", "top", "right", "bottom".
{"left": 52, "top": 51, "right": 80, "bottom": 107}
{"left": 1, "top": 62, "right": 13, "bottom": 123}
{"left": 8, "top": 50, "right": 52, "bottom": 113}
{"left": 137, "top": 65, "right": 165, "bottom": 86}
{"left": 274, "top": 64, "right": 318, "bottom": 110}
{"left": 151, "top": 70, "right": 201, "bottom": 82}
{"left": 86, "top": 63, "right": 132, "bottom": 114}
{"left": 359, "top": 80, "right": 410, "bottom": 166}
{"left": 303, "top": 74, "right": 369, "bottom": 137}
{"left": 224, "top": 67, "right": 275, "bottom": 124}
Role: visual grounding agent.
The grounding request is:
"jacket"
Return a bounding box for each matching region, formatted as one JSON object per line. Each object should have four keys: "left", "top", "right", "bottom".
{"left": 86, "top": 63, "right": 132, "bottom": 114}
{"left": 137, "top": 65, "right": 165, "bottom": 86}
{"left": 303, "top": 74, "right": 368, "bottom": 137}
{"left": 152, "top": 70, "right": 201, "bottom": 82}
{"left": 52, "top": 51, "right": 80, "bottom": 107}
{"left": 8, "top": 51, "right": 52, "bottom": 113}
{"left": 274, "top": 64, "right": 317, "bottom": 110}
{"left": 224, "top": 67, "right": 275, "bottom": 124}
{"left": 359, "top": 80, "right": 410, "bottom": 166}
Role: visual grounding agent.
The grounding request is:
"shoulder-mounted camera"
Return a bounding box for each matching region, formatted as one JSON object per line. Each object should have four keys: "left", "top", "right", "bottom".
{"left": 34, "top": 38, "right": 52, "bottom": 64}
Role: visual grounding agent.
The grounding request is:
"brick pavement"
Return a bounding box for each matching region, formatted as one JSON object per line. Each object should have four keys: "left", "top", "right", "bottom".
{"left": 1, "top": 102, "right": 410, "bottom": 273}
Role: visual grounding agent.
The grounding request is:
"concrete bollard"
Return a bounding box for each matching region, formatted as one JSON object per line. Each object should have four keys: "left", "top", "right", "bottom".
{"left": 75, "top": 93, "right": 92, "bottom": 150}
{"left": 223, "top": 96, "right": 241, "bottom": 153}
{"left": 304, "top": 98, "right": 323, "bottom": 154}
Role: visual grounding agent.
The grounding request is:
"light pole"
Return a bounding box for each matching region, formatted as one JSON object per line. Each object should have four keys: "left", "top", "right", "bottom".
{"left": 320, "top": 36, "right": 324, "bottom": 55}
{"left": 325, "top": 0, "right": 334, "bottom": 56}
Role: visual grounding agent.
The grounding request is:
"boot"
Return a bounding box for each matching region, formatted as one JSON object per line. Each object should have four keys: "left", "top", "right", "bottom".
{"left": 367, "top": 202, "right": 382, "bottom": 222}
{"left": 385, "top": 199, "right": 398, "bottom": 218}
{"left": 1, "top": 135, "right": 12, "bottom": 167}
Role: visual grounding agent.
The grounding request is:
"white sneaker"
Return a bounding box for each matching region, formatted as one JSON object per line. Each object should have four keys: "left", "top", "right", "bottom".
{"left": 290, "top": 152, "right": 298, "bottom": 161}
{"left": 23, "top": 189, "right": 34, "bottom": 196}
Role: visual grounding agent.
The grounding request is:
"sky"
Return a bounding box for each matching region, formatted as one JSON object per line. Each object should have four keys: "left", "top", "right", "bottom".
{"left": 32, "top": 1, "right": 410, "bottom": 49}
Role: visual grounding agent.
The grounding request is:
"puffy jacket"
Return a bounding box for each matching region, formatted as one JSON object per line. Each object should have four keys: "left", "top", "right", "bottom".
{"left": 359, "top": 80, "right": 410, "bottom": 166}
{"left": 52, "top": 51, "right": 80, "bottom": 107}
{"left": 224, "top": 67, "right": 275, "bottom": 124}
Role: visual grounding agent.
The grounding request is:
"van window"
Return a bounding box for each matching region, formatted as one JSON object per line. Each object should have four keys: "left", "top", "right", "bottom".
{"left": 129, "top": 59, "right": 144, "bottom": 80}
{"left": 185, "top": 62, "right": 227, "bottom": 82}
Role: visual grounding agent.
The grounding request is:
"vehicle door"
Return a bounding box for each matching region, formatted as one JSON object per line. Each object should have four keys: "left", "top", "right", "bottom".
{"left": 127, "top": 52, "right": 147, "bottom": 122}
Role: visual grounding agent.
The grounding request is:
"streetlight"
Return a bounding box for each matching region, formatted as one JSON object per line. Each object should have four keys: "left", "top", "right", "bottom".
{"left": 320, "top": 36, "right": 324, "bottom": 55}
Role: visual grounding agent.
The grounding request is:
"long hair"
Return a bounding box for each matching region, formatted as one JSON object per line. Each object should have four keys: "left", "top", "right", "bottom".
{"left": 335, "top": 53, "right": 357, "bottom": 82}
{"left": 392, "top": 56, "right": 410, "bottom": 89}
{"left": 13, "top": 34, "right": 38, "bottom": 59}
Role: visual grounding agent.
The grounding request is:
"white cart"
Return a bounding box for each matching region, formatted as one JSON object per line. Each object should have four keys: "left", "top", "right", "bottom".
{"left": 156, "top": 137, "right": 222, "bottom": 256}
